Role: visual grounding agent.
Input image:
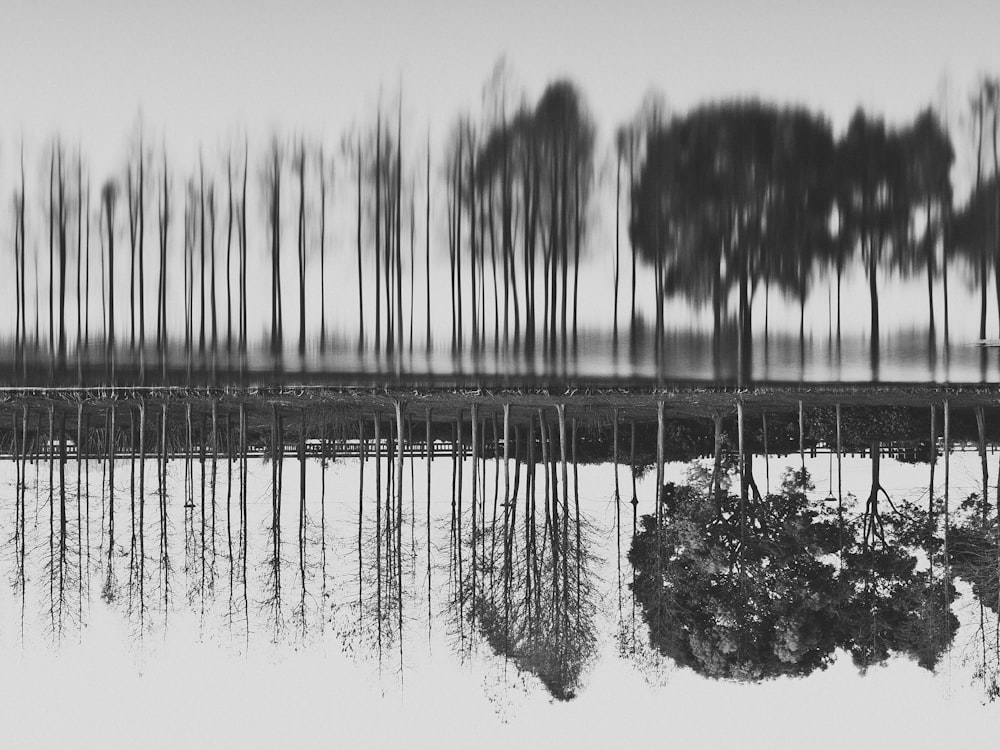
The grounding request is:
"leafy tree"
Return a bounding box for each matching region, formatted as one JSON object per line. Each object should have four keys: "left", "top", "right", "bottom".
{"left": 899, "top": 109, "right": 954, "bottom": 342}
{"left": 630, "top": 103, "right": 834, "bottom": 383}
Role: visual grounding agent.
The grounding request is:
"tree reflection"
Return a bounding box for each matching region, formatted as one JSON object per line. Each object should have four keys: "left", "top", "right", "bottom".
{"left": 4, "top": 394, "right": 1000, "bottom": 703}
{"left": 839, "top": 445, "right": 954, "bottom": 671}
{"left": 455, "top": 407, "right": 599, "bottom": 700}
{"left": 952, "top": 490, "right": 1000, "bottom": 698}
{"left": 630, "top": 448, "right": 957, "bottom": 680}
{"left": 630, "top": 466, "right": 842, "bottom": 679}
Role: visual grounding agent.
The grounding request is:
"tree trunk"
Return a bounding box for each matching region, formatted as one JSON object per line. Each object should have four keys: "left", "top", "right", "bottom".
{"left": 614, "top": 151, "right": 621, "bottom": 347}
{"left": 319, "top": 150, "right": 327, "bottom": 351}
{"left": 868, "top": 246, "right": 880, "bottom": 375}
{"left": 357, "top": 138, "right": 365, "bottom": 349}
{"left": 226, "top": 157, "right": 234, "bottom": 353}
{"left": 425, "top": 140, "right": 431, "bottom": 350}
{"left": 375, "top": 114, "right": 382, "bottom": 353}
{"left": 297, "top": 147, "right": 307, "bottom": 357}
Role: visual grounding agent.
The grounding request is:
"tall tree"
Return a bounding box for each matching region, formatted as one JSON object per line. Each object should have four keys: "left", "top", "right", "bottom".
{"left": 295, "top": 141, "right": 307, "bottom": 356}
{"left": 101, "top": 180, "right": 118, "bottom": 357}
{"left": 156, "top": 154, "right": 169, "bottom": 354}
{"left": 264, "top": 139, "right": 284, "bottom": 356}
{"left": 631, "top": 103, "right": 834, "bottom": 384}
{"left": 225, "top": 151, "right": 234, "bottom": 353}
{"left": 969, "top": 82, "right": 990, "bottom": 340}
{"left": 318, "top": 146, "right": 329, "bottom": 351}
{"left": 837, "top": 111, "right": 909, "bottom": 372}
{"left": 900, "top": 110, "right": 954, "bottom": 346}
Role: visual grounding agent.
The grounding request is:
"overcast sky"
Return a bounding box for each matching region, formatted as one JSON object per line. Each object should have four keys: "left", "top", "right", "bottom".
{"left": 4, "top": 0, "right": 1000, "bottom": 179}
{"left": 3, "top": 0, "right": 1000, "bottom": 351}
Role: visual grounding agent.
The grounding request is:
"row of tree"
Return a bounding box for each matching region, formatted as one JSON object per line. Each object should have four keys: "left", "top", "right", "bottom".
{"left": 5, "top": 75, "right": 1000, "bottom": 371}
{"left": 628, "top": 101, "right": 985, "bottom": 381}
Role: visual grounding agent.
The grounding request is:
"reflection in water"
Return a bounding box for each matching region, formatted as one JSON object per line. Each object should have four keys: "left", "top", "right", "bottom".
{"left": 455, "top": 405, "right": 599, "bottom": 700}
{"left": 630, "top": 467, "right": 844, "bottom": 680}
{"left": 2, "top": 390, "right": 1000, "bottom": 703}
{"left": 630, "top": 462, "right": 957, "bottom": 681}
{"left": 5, "top": 329, "right": 1000, "bottom": 387}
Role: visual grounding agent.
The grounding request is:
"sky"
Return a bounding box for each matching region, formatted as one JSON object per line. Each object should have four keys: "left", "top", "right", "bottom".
{"left": 4, "top": 0, "right": 1000, "bottom": 179}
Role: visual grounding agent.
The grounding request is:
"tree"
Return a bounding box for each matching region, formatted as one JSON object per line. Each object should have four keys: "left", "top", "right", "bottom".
{"left": 631, "top": 103, "right": 834, "bottom": 383}
{"left": 263, "top": 139, "right": 284, "bottom": 356}
{"left": 295, "top": 141, "right": 307, "bottom": 356}
{"left": 13, "top": 148, "right": 27, "bottom": 356}
{"left": 617, "top": 93, "right": 666, "bottom": 347}
{"left": 837, "top": 111, "right": 910, "bottom": 372}
{"left": 614, "top": 129, "right": 623, "bottom": 346}
{"left": 225, "top": 150, "right": 234, "bottom": 354}
{"left": 463, "top": 79, "right": 594, "bottom": 354}
{"left": 967, "top": 79, "right": 995, "bottom": 340}
{"left": 352, "top": 130, "right": 365, "bottom": 349}
{"left": 899, "top": 109, "right": 954, "bottom": 346}
{"left": 101, "top": 180, "right": 119, "bottom": 358}
{"left": 239, "top": 141, "right": 248, "bottom": 358}
{"left": 318, "top": 146, "right": 331, "bottom": 351}
{"left": 55, "top": 145, "right": 69, "bottom": 363}
{"left": 126, "top": 134, "right": 146, "bottom": 354}
{"left": 156, "top": 153, "right": 170, "bottom": 354}
{"left": 534, "top": 81, "right": 595, "bottom": 354}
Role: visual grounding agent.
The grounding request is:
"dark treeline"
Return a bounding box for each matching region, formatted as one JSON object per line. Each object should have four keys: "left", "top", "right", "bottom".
{"left": 443, "top": 80, "right": 595, "bottom": 357}
{"left": 7, "top": 72, "right": 1000, "bottom": 385}
{"left": 629, "top": 102, "right": 960, "bottom": 382}
{"left": 3, "top": 392, "right": 1000, "bottom": 464}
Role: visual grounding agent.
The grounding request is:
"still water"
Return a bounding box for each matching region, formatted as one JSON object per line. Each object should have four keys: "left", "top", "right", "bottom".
{"left": 1, "top": 390, "right": 998, "bottom": 705}
{"left": 4, "top": 328, "right": 1000, "bottom": 387}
